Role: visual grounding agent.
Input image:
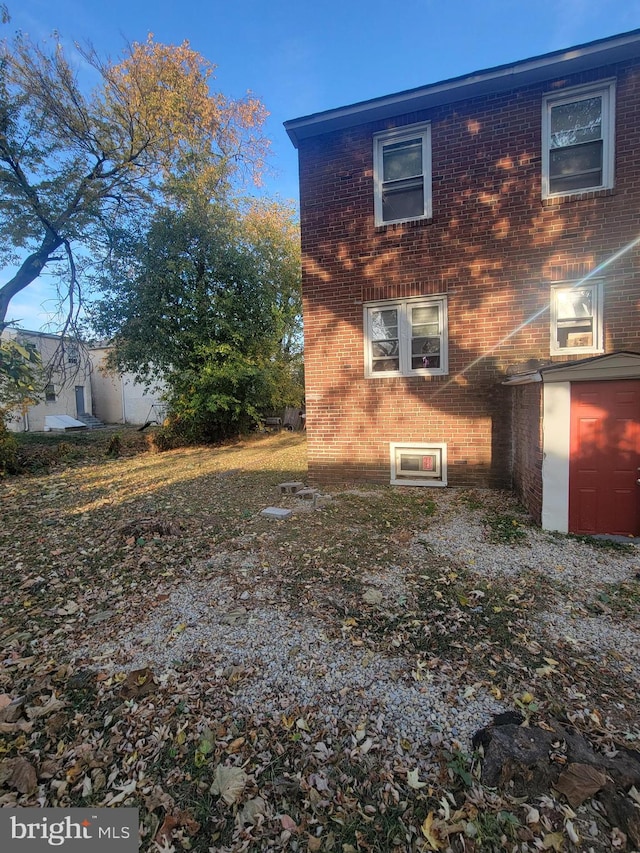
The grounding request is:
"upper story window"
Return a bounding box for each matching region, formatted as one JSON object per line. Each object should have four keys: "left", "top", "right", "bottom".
{"left": 364, "top": 295, "right": 447, "bottom": 378}
{"left": 542, "top": 81, "right": 615, "bottom": 198}
{"left": 550, "top": 281, "right": 603, "bottom": 355}
{"left": 373, "top": 123, "right": 432, "bottom": 226}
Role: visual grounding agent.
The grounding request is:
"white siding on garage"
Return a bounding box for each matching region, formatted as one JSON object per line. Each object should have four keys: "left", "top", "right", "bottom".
{"left": 541, "top": 382, "right": 571, "bottom": 533}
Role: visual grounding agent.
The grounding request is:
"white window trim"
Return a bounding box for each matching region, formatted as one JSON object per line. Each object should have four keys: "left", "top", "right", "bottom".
{"left": 373, "top": 123, "right": 432, "bottom": 226}
{"left": 550, "top": 280, "right": 604, "bottom": 355}
{"left": 541, "top": 80, "right": 615, "bottom": 200}
{"left": 364, "top": 294, "right": 448, "bottom": 378}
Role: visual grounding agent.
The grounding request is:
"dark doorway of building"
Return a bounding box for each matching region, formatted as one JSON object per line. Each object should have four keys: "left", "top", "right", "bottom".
{"left": 75, "top": 386, "right": 86, "bottom": 418}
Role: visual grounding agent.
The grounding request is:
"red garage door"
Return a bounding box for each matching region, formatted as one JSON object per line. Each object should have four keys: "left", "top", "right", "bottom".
{"left": 569, "top": 380, "right": 640, "bottom": 536}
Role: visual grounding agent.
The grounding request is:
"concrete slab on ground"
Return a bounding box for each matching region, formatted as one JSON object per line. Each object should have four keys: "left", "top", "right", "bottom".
{"left": 261, "top": 507, "right": 293, "bottom": 520}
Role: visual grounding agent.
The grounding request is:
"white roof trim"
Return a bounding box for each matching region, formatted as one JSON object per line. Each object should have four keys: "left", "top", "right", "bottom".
{"left": 504, "top": 352, "right": 640, "bottom": 385}
{"left": 539, "top": 352, "right": 640, "bottom": 382}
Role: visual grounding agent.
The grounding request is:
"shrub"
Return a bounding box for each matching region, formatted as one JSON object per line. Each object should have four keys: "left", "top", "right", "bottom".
{"left": 0, "top": 418, "right": 18, "bottom": 475}
{"left": 106, "top": 433, "right": 122, "bottom": 457}
{"left": 147, "top": 417, "right": 203, "bottom": 452}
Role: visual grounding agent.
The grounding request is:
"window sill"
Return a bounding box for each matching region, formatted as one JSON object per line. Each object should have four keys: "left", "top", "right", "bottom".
{"left": 365, "top": 372, "right": 448, "bottom": 380}
{"left": 550, "top": 348, "right": 604, "bottom": 358}
{"left": 542, "top": 187, "right": 614, "bottom": 207}
{"left": 374, "top": 216, "right": 433, "bottom": 233}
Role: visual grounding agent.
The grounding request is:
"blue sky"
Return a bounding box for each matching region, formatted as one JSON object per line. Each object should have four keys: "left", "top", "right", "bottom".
{"left": 5, "top": 0, "right": 640, "bottom": 329}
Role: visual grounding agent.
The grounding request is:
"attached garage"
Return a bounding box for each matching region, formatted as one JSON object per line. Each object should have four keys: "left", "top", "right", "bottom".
{"left": 508, "top": 352, "right": 640, "bottom": 536}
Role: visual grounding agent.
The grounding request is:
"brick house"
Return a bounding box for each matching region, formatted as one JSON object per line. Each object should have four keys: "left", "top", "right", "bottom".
{"left": 285, "top": 29, "right": 640, "bottom": 537}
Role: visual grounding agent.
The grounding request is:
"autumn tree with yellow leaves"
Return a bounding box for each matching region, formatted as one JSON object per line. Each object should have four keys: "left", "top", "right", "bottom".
{"left": 0, "top": 28, "right": 268, "bottom": 330}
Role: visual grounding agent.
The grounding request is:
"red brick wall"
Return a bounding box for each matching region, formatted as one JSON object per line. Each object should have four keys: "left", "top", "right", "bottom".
{"left": 511, "top": 383, "right": 543, "bottom": 522}
{"left": 298, "top": 58, "right": 640, "bottom": 489}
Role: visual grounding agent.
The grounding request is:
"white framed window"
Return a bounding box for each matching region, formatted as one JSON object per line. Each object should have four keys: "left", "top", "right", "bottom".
{"left": 44, "top": 384, "right": 56, "bottom": 402}
{"left": 550, "top": 281, "right": 603, "bottom": 355}
{"left": 373, "top": 123, "right": 432, "bottom": 226}
{"left": 364, "top": 295, "right": 448, "bottom": 378}
{"left": 542, "top": 81, "right": 615, "bottom": 198}
{"left": 390, "top": 442, "right": 448, "bottom": 487}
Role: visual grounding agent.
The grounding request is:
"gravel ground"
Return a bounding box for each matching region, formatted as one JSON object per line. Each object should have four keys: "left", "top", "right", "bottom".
{"left": 418, "top": 489, "right": 640, "bottom": 684}
{"left": 70, "top": 487, "right": 640, "bottom": 755}
{"left": 117, "top": 576, "right": 505, "bottom": 753}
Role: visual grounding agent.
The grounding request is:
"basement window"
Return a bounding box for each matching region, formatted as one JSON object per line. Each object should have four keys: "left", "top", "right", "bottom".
{"left": 390, "top": 442, "right": 447, "bottom": 487}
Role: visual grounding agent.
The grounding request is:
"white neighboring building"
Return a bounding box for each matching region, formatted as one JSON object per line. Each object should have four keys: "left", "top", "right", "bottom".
{"left": 89, "top": 346, "right": 167, "bottom": 426}
{"left": 2, "top": 329, "right": 93, "bottom": 432}
{"left": 2, "top": 330, "right": 167, "bottom": 432}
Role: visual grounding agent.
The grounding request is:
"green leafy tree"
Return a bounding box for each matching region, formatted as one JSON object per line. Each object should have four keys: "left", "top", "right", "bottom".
{"left": 0, "top": 334, "right": 40, "bottom": 473}
{"left": 92, "top": 197, "right": 303, "bottom": 441}
{"left": 0, "top": 26, "right": 268, "bottom": 330}
{"left": 0, "top": 335, "right": 40, "bottom": 409}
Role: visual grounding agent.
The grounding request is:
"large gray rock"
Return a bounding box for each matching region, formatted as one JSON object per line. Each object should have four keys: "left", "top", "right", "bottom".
{"left": 479, "top": 724, "right": 558, "bottom": 796}
{"left": 478, "top": 719, "right": 640, "bottom": 792}
{"left": 476, "top": 717, "right": 640, "bottom": 843}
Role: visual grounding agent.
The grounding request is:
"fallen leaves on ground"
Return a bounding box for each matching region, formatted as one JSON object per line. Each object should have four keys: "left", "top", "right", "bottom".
{"left": 0, "top": 430, "right": 638, "bottom": 851}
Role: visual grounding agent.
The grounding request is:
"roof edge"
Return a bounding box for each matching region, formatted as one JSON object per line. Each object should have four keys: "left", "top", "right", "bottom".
{"left": 503, "top": 351, "right": 640, "bottom": 385}
{"left": 285, "top": 28, "right": 640, "bottom": 147}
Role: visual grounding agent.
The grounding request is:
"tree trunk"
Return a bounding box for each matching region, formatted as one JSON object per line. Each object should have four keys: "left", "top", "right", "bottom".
{"left": 0, "top": 237, "right": 64, "bottom": 329}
